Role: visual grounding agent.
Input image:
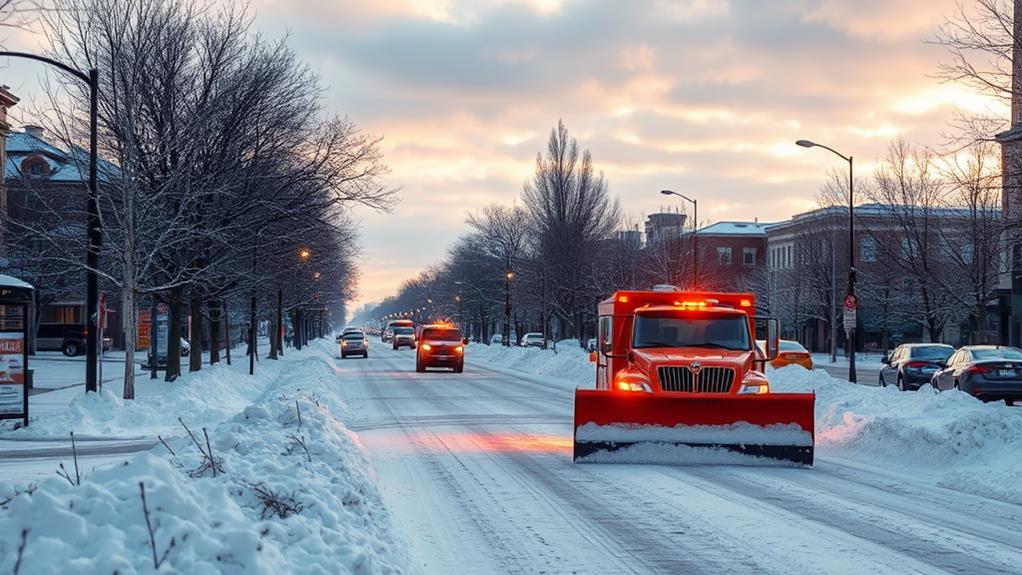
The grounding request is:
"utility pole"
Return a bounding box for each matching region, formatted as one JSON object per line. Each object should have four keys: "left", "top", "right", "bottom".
{"left": 504, "top": 271, "right": 513, "bottom": 347}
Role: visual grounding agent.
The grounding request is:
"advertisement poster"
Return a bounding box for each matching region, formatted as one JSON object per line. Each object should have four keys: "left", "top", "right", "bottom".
{"left": 156, "top": 304, "right": 169, "bottom": 357}
{"left": 0, "top": 332, "right": 25, "bottom": 416}
{"left": 138, "top": 308, "right": 152, "bottom": 349}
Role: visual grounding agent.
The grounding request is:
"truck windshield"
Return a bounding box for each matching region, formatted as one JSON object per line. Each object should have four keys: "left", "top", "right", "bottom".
{"left": 632, "top": 313, "right": 750, "bottom": 351}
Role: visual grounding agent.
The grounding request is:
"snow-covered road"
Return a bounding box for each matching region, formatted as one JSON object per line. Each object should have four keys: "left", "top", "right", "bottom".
{"left": 338, "top": 348, "right": 1022, "bottom": 575}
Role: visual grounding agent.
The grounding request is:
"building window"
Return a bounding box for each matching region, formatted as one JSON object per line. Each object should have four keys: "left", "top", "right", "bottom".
{"left": 900, "top": 238, "right": 919, "bottom": 259}
{"left": 743, "top": 247, "right": 756, "bottom": 266}
{"left": 861, "top": 236, "right": 877, "bottom": 263}
{"left": 717, "top": 247, "right": 732, "bottom": 265}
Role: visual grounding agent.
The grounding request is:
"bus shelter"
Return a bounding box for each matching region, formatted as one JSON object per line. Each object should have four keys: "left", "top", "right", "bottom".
{"left": 0, "top": 274, "right": 33, "bottom": 426}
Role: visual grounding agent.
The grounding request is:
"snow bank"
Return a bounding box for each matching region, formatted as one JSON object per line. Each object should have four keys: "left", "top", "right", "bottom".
{"left": 576, "top": 442, "right": 803, "bottom": 466}
{"left": 771, "top": 365, "right": 1022, "bottom": 504}
{"left": 467, "top": 339, "right": 594, "bottom": 388}
{"left": 3, "top": 349, "right": 303, "bottom": 440}
{"left": 0, "top": 341, "right": 409, "bottom": 574}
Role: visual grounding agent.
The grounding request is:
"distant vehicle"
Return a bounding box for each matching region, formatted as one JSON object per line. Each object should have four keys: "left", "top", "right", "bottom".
{"left": 587, "top": 338, "right": 597, "bottom": 352}
{"left": 931, "top": 345, "right": 1022, "bottom": 405}
{"left": 880, "top": 343, "right": 954, "bottom": 391}
{"left": 392, "top": 326, "right": 417, "bottom": 350}
{"left": 520, "top": 333, "right": 544, "bottom": 348}
{"left": 342, "top": 326, "right": 364, "bottom": 335}
{"left": 490, "top": 334, "right": 502, "bottom": 345}
{"left": 36, "top": 323, "right": 112, "bottom": 356}
{"left": 771, "top": 340, "right": 813, "bottom": 370}
{"left": 180, "top": 337, "right": 191, "bottom": 357}
{"left": 416, "top": 325, "right": 467, "bottom": 372}
{"left": 339, "top": 332, "right": 369, "bottom": 359}
{"left": 383, "top": 319, "right": 413, "bottom": 343}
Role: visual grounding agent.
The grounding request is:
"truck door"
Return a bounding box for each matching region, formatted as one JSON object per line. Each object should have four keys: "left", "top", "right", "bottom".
{"left": 597, "top": 315, "right": 612, "bottom": 390}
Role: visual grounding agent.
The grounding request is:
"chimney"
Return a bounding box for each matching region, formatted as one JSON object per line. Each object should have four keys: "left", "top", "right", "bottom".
{"left": 23, "top": 125, "right": 44, "bottom": 139}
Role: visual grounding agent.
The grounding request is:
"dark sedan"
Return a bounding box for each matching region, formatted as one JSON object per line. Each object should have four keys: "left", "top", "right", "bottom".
{"left": 879, "top": 343, "right": 955, "bottom": 391}
{"left": 931, "top": 346, "right": 1022, "bottom": 405}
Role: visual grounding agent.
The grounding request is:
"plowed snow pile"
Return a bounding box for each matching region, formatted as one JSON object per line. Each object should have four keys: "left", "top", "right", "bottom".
{"left": 0, "top": 342, "right": 409, "bottom": 574}
{"left": 772, "top": 365, "right": 1022, "bottom": 504}
{"left": 467, "top": 340, "right": 595, "bottom": 389}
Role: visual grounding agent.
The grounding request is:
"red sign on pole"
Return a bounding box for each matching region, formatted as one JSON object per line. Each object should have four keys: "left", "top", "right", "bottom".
{"left": 844, "top": 293, "right": 858, "bottom": 310}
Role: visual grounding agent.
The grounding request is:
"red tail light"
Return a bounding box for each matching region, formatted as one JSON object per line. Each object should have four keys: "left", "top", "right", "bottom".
{"left": 905, "top": 361, "right": 929, "bottom": 369}
{"left": 967, "top": 365, "right": 991, "bottom": 375}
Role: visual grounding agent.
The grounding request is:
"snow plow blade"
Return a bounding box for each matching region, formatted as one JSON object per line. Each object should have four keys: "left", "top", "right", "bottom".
{"left": 573, "top": 390, "right": 815, "bottom": 465}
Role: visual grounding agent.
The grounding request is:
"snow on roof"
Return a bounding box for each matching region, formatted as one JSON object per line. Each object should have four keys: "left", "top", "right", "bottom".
{"left": 0, "top": 274, "right": 34, "bottom": 290}
{"left": 696, "top": 221, "right": 772, "bottom": 236}
{"left": 4, "top": 130, "right": 119, "bottom": 183}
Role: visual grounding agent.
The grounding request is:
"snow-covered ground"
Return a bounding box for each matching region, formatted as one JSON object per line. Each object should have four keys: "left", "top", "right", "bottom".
{"left": 1, "top": 340, "right": 409, "bottom": 574}
{"left": 340, "top": 346, "right": 1022, "bottom": 574}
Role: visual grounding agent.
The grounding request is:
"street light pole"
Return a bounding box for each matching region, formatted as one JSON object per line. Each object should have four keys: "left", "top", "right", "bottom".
{"left": 505, "top": 271, "right": 513, "bottom": 347}
{"left": 0, "top": 51, "right": 101, "bottom": 393}
{"left": 796, "top": 139, "right": 857, "bottom": 383}
{"left": 660, "top": 190, "right": 698, "bottom": 288}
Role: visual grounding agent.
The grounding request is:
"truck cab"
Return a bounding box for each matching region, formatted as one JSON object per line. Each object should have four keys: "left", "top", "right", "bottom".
{"left": 594, "top": 288, "right": 779, "bottom": 395}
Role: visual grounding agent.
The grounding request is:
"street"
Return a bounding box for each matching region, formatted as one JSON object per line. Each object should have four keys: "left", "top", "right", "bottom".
{"left": 336, "top": 348, "right": 1022, "bottom": 575}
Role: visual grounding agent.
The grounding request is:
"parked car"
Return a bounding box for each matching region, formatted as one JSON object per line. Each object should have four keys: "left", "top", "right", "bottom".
{"left": 520, "top": 333, "right": 544, "bottom": 348}
{"left": 879, "top": 343, "right": 955, "bottom": 391}
{"left": 339, "top": 332, "right": 369, "bottom": 359}
{"left": 490, "top": 334, "right": 502, "bottom": 345}
{"left": 180, "top": 337, "right": 191, "bottom": 356}
{"left": 931, "top": 345, "right": 1022, "bottom": 405}
{"left": 36, "top": 323, "right": 112, "bottom": 356}
{"left": 771, "top": 340, "right": 813, "bottom": 370}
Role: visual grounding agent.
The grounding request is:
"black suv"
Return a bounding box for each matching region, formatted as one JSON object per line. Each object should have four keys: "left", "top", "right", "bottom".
{"left": 36, "top": 323, "right": 112, "bottom": 356}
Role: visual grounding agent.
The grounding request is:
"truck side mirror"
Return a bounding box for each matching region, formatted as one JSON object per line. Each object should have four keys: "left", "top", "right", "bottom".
{"left": 881, "top": 356, "right": 889, "bottom": 365}
{"left": 764, "top": 318, "right": 780, "bottom": 361}
{"left": 462, "top": 337, "right": 469, "bottom": 345}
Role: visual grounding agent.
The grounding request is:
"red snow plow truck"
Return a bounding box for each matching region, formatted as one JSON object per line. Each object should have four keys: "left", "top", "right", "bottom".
{"left": 573, "top": 287, "right": 816, "bottom": 465}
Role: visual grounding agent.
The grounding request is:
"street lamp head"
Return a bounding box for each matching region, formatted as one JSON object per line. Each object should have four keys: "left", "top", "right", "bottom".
{"left": 660, "top": 189, "right": 674, "bottom": 196}
{"left": 506, "top": 271, "right": 514, "bottom": 280}
{"left": 795, "top": 139, "right": 817, "bottom": 149}
{"left": 298, "top": 248, "right": 311, "bottom": 261}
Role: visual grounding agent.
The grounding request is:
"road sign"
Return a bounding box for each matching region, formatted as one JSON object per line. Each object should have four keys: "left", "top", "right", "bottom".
{"left": 844, "top": 293, "right": 858, "bottom": 311}
{"left": 843, "top": 308, "right": 857, "bottom": 331}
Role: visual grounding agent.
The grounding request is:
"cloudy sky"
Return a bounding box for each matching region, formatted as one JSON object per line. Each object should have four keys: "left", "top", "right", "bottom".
{"left": 2, "top": 0, "right": 1006, "bottom": 310}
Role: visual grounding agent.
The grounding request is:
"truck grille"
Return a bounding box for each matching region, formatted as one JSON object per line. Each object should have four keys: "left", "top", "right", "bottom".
{"left": 658, "top": 366, "right": 735, "bottom": 393}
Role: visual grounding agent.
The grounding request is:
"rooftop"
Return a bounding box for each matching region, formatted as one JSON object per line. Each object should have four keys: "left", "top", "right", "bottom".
{"left": 696, "top": 221, "right": 772, "bottom": 236}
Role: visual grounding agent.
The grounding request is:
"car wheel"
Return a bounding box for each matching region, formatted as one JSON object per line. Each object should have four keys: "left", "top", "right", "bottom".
{"left": 363, "top": 352, "right": 369, "bottom": 358}
{"left": 393, "top": 343, "right": 398, "bottom": 350}
{"left": 62, "top": 341, "right": 80, "bottom": 357}
{"left": 897, "top": 376, "right": 906, "bottom": 392}
{"left": 455, "top": 362, "right": 464, "bottom": 373}
{"left": 1005, "top": 399, "right": 1016, "bottom": 406}
{"left": 878, "top": 374, "right": 886, "bottom": 387}
{"left": 416, "top": 357, "right": 425, "bottom": 372}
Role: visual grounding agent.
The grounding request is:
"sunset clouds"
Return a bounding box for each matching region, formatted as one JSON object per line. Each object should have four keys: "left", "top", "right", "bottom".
{"left": 4, "top": 0, "right": 1004, "bottom": 307}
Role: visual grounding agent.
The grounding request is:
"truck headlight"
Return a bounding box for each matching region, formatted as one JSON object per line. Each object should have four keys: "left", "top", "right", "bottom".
{"left": 421, "top": 344, "right": 432, "bottom": 351}
{"left": 615, "top": 374, "right": 652, "bottom": 393}
{"left": 739, "top": 382, "right": 769, "bottom": 394}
